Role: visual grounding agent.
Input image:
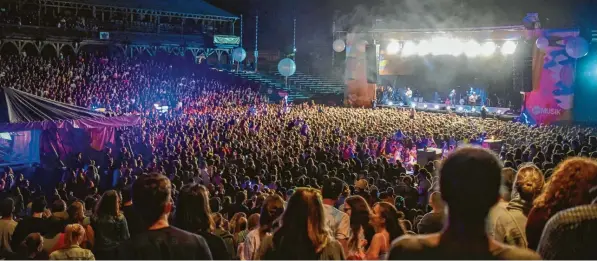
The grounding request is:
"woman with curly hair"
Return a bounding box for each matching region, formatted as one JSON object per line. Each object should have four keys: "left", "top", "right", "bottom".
{"left": 526, "top": 157, "right": 597, "bottom": 250}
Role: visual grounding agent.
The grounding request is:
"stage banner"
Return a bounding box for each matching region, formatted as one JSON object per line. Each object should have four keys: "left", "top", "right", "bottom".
{"left": 344, "top": 33, "right": 376, "bottom": 107}
{"left": 523, "top": 29, "right": 578, "bottom": 125}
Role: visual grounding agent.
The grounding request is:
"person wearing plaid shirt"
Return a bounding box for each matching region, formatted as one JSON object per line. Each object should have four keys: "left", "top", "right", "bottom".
{"left": 537, "top": 188, "right": 597, "bottom": 260}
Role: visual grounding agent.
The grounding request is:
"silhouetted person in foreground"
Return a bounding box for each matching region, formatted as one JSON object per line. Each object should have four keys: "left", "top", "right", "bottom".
{"left": 388, "top": 147, "right": 540, "bottom": 260}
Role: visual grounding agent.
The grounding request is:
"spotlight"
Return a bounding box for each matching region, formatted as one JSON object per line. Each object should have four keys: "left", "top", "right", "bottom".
{"left": 481, "top": 42, "right": 497, "bottom": 57}
{"left": 501, "top": 41, "right": 517, "bottom": 55}
{"left": 472, "top": 108, "right": 476, "bottom": 112}
{"left": 457, "top": 106, "right": 463, "bottom": 111}
{"left": 402, "top": 41, "right": 417, "bottom": 57}
{"left": 464, "top": 40, "right": 481, "bottom": 57}
{"left": 388, "top": 101, "right": 394, "bottom": 105}
{"left": 434, "top": 105, "right": 440, "bottom": 109}
{"left": 411, "top": 103, "right": 417, "bottom": 108}
{"left": 497, "top": 110, "right": 502, "bottom": 114}
{"left": 386, "top": 41, "right": 401, "bottom": 55}
{"left": 423, "top": 104, "right": 428, "bottom": 108}
{"left": 446, "top": 106, "right": 451, "bottom": 110}
{"left": 399, "top": 102, "right": 404, "bottom": 106}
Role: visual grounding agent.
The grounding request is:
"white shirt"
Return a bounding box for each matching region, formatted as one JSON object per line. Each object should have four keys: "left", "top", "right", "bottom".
{"left": 200, "top": 168, "right": 210, "bottom": 185}
{"left": 323, "top": 204, "right": 350, "bottom": 241}
{"left": 243, "top": 229, "right": 268, "bottom": 260}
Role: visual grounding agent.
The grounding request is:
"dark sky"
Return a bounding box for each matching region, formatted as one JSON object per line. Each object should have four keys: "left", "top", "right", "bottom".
{"left": 206, "top": 0, "right": 594, "bottom": 70}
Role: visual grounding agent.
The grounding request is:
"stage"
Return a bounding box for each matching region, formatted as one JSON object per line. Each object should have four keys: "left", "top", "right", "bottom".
{"left": 377, "top": 101, "right": 519, "bottom": 121}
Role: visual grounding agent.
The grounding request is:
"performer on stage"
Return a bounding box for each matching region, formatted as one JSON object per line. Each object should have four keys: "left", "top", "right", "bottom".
{"left": 449, "top": 89, "right": 456, "bottom": 105}
{"left": 405, "top": 87, "right": 413, "bottom": 103}
{"left": 468, "top": 92, "right": 478, "bottom": 106}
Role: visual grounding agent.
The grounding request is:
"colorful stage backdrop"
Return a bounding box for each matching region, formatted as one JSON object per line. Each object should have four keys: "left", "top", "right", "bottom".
{"left": 524, "top": 29, "right": 579, "bottom": 125}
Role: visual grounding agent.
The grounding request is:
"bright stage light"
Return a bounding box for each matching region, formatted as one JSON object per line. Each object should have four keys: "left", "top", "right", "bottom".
{"left": 481, "top": 42, "right": 497, "bottom": 56}
{"left": 472, "top": 108, "right": 476, "bottom": 112}
{"left": 388, "top": 101, "right": 394, "bottom": 105}
{"left": 501, "top": 41, "right": 517, "bottom": 55}
{"left": 430, "top": 37, "right": 451, "bottom": 56}
{"left": 411, "top": 103, "right": 417, "bottom": 108}
{"left": 402, "top": 41, "right": 417, "bottom": 57}
{"left": 464, "top": 40, "right": 481, "bottom": 57}
{"left": 386, "top": 41, "right": 401, "bottom": 55}
{"left": 423, "top": 104, "right": 428, "bottom": 108}
{"left": 497, "top": 110, "right": 502, "bottom": 114}
{"left": 457, "top": 106, "right": 463, "bottom": 111}
{"left": 449, "top": 39, "right": 464, "bottom": 56}
{"left": 434, "top": 105, "right": 440, "bottom": 109}
{"left": 399, "top": 102, "right": 404, "bottom": 106}
{"left": 417, "top": 40, "right": 431, "bottom": 56}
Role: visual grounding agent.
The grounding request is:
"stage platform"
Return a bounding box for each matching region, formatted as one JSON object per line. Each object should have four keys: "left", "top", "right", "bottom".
{"left": 378, "top": 102, "right": 519, "bottom": 121}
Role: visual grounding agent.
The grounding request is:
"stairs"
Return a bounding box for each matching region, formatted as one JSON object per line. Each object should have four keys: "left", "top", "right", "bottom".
{"left": 270, "top": 71, "right": 345, "bottom": 96}
{"left": 228, "top": 70, "right": 310, "bottom": 102}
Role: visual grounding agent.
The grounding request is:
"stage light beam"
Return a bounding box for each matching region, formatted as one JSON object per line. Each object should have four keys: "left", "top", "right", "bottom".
{"left": 386, "top": 41, "right": 401, "bottom": 55}
{"left": 464, "top": 40, "right": 481, "bottom": 57}
{"left": 417, "top": 40, "right": 431, "bottom": 56}
{"left": 481, "top": 42, "right": 497, "bottom": 57}
{"left": 501, "top": 41, "right": 517, "bottom": 55}
{"left": 402, "top": 41, "right": 417, "bottom": 57}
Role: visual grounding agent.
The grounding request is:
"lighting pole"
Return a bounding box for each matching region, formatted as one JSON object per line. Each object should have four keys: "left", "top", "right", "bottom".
{"left": 255, "top": 15, "right": 259, "bottom": 72}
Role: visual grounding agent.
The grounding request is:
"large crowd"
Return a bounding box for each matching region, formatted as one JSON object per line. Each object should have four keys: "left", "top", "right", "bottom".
{"left": 0, "top": 51, "right": 595, "bottom": 260}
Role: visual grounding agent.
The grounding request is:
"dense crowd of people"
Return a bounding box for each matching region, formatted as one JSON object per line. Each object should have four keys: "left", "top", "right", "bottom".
{"left": 0, "top": 51, "right": 595, "bottom": 260}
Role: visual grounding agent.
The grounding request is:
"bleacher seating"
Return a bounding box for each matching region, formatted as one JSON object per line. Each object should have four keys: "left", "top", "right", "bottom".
{"left": 228, "top": 70, "right": 310, "bottom": 102}
{"left": 271, "top": 71, "right": 345, "bottom": 96}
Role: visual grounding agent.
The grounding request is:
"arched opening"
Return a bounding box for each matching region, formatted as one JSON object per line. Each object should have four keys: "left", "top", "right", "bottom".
{"left": 22, "top": 42, "right": 40, "bottom": 57}
{"left": 220, "top": 51, "right": 231, "bottom": 70}
{"left": 79, "top": 44, "right": 101, "bottom": 57}
{"left": 206, "top": 52, "right": 219, "bottom": 66}
{"left": 108, "top": 45, "right": 126, "bottom": 58}
{"left": 40, "top": 44, "right": 57, "bottom": 59}
{"left": 0, "top": 42, "right": 19, "bottom": 56}
{"left": 184, "top": 49, "right": 196, "bottom": 64}
{"left": 59, "top": 45, "right": 76, "bottom": 61}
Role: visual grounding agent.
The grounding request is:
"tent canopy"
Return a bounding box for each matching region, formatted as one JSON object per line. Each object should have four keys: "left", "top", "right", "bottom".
{"left": 0, "top": 87, "right": 140, "bottom": 132}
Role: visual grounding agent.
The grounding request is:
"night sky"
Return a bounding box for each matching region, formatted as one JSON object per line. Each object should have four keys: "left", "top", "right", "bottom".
{"left": 206, "top": 0, "right": 594, "bottom": 71}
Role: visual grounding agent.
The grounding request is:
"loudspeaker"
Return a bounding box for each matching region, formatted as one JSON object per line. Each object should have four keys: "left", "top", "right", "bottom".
{"left": 365, "top": 44, "right": 378, "bottom": 84}
{"left": 521, "top": 58, "right": 533, "bottom": 92}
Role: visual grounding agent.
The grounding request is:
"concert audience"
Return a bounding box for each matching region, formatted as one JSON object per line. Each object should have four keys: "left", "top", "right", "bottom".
{"left": 388, "top": 147, "right": 540, "bottom": 259}
{"left": 256, "top": 188, "right": 345, "bottom": 260}
{"left": 174, "top": 184, "right": 231, "bottom": 260}
{"left": 0, "top": 50, "right": 594, "bottom": 260}
{"left": 536, "top": 185, "right": 597, "bottom": 259}
{"left": 525, "top": 157, "right": 597, "bottom": 250}
{"left": 116, "top": 174, "right": 213, "bottom": 260}
{"left": 492, "top": 164, "right": 544, "bottom": 248}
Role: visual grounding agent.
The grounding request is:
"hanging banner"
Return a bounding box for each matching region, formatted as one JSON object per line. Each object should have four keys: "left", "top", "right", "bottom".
{"left": 214, "top": 35, "right": 241, "bottom": 45}
{"left": 523, "top": 28, "right": 578, "bottom": 125}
